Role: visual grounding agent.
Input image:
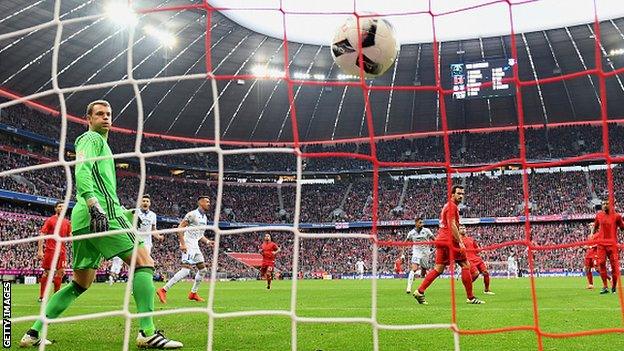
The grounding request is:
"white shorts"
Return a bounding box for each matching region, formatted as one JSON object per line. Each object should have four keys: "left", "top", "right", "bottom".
{"left": 411, "top": 252, "right": 424, "bottom": 264}
{"left": 508, "top": 265, "right": 518, "bottom": 272}
{"left": 411, "top": 249, "right": 432, "bottom": 267}
{"left": 357, "top": 268, "right": 364, "bottom": 274}
{"left": 143, "top": 243, "right": 152, "bottom": 255}
{"left": 182, "top": 248, "right": 205, "bottom": 265}
{"left": 110, "top": 257, "right": 124, "bottom": 274}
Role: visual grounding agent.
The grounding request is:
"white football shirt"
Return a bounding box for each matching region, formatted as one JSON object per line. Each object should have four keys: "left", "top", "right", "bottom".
{"left": 182, "top": 208, "right": 208, "bottom": 250}
{"left": 137, "top": 209, "right": 158, "bottom": 248}
{"left": 507, "top": 255, "right": 517, "bottom": 269}
{"left": 406, "top": 227, "right": 435, "bottom": 255}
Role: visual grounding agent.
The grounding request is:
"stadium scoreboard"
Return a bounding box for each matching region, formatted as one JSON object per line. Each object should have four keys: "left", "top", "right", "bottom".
{"left": 450, "top": 58, "right": 516, "bottom": 100}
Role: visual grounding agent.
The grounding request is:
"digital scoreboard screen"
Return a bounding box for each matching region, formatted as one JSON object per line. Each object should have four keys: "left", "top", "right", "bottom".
{"left": 450, "top": 58, "right": 516, "bottom": 100}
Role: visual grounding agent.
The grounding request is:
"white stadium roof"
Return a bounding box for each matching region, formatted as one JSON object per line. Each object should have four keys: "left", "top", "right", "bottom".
{"left": 211, "top": 0, "right": 624, "bottom": 45}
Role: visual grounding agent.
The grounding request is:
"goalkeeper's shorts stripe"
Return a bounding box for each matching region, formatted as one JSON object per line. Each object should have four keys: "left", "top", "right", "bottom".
{"left": 116, "top": 216, "right": 136, "bottom": 243}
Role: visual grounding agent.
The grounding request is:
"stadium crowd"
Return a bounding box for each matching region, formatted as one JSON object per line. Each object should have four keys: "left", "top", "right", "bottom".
{"left": 3, "top": 101, "right": 624, "bottom": 173}
{"left": 2, "top": 101, "right": 624, "bottom": 279}
{"left": 2, "top": 145, "right": 621, "bottom": 222}
{"left": 1, "top": 209, "right": 614, "bottom": 278}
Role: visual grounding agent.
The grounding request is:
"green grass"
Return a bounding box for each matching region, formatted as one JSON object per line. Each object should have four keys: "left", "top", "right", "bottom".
{"left": 8, "top": 277, "right": 624, "bottom": 350}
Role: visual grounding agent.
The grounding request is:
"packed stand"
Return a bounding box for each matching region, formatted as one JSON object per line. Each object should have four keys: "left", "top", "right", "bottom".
{"left": 2, "top": 212, "right": 607, "bottom": 276}
{"left": 4, "top": 99, "right": 624, "bottom": 173}
{"left": 1, "top": 147, "right": 605, "bottom": 222}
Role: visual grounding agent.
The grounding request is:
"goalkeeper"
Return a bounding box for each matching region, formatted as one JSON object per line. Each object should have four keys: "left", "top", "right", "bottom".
{"left": 20, "top": 100, "right": 183, "bottom": 349}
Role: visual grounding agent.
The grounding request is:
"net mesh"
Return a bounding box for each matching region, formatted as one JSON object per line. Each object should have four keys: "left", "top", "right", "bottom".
{"left": 0, "top": 0, "right": 624, "bottom": 350}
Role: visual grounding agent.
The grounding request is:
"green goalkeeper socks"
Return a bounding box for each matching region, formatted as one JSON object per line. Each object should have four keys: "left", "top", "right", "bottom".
{"left": 32, "top": 281, "right": 86, "bottom": 333}
{"left": 30, "top": 269, "right": 156, "bottom": 337}
{"left": 133, "top": 266, "right": 156, "bottom": 336}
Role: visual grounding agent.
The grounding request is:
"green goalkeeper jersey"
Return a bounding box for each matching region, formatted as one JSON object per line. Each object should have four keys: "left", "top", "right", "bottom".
{"left": 72, "top": 130, "right": 123, "bottom": 231}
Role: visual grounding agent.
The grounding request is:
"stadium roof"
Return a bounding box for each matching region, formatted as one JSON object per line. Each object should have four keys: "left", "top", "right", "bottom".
{"left": 214, "top": 0, "right": 624, "bottom": 45}
{"left": 0, "top": 0, "right": 624, "bottom": 143}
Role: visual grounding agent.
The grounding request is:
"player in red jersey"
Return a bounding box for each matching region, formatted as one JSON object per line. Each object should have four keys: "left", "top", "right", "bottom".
{"left": 459, "top": 225, "right": 495, "bottom": 295}
{"left": 593, "top": 200, "right": 624, "bottom": 294}
{"left": 394, "top": 255, "right": 404, "bottom": 275}
{"left": 260, "top": 233, "right": 280, "bottom": 290}
{"left": 38, "top": 202, "right": 72, "bottom": 302}
{"left": 583, "top": 223, "right": 599, "bottom": 290}
{"left": 413, "top": 185, "right": 484, "bottom": 305}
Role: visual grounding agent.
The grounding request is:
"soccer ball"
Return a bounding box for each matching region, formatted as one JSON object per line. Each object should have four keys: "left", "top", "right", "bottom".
{"left": 331, "top": 17, "right": 399, "bottom": 78}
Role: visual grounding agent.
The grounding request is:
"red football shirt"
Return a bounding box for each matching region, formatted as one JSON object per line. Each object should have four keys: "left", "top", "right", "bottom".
{"left": 585, "top": 233, "right": 598, "bottom": 259}
{"left": 437, "top": 201, "right": 459, "bottom": 243}
{"left": 461, "top": 236, "right": 482, "bottom": 263}
{"left": 593, "top": 211, "right": 624, "bottom": 242}
{"left": 260, "top": 241, "right": 278, "bottom": 265}
{"left": 41, "top": 215, "right": 72, "bottom": 253}
{"left": 394, "top": 258, "right": 402, "bottom": 273}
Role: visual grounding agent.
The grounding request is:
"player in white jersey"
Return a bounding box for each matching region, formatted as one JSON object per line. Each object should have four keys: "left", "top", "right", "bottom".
{"left": 507, "top": 252, "right": 518, "bottom": 279}
{"left": 405, "top": 216, "right": 435, "bottom": 294}
{"left": 108, "top": 257, "right": 124, "bottom": 286}
{"left": 136, "top": 194, "right": 163, "bottom": 255}
{"left": 108, "top": 195, "right": 162, "bottom": 286}
{"left": 156, "top": 196, "right": 213, "bottom": 303}
{"left": 355, "top": 259, "right": 366, "bottom": 279}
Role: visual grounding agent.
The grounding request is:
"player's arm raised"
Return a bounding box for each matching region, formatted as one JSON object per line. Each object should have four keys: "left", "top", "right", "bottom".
{"left": 178, "top": 219, "right": 189, "bottom": 253}
{"left": 75, "top": 133, "right": 108, "bottom": 232}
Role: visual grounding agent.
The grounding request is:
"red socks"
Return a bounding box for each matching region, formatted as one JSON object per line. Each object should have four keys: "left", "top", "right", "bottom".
{"left": 586, "top": 269, "right": 594, "bottom": 285}
{"left": 483, "top": 273, "right": 491, "bottom": 291}
{"left": 417, "top": 266, "right": 477, "bottom": 299}
{"left": 39, "top": 274, "right": 48, "bottom": 299}
{"left": 611, "top": 262, "right": 619, "bottom": 290}
{"left": 54, "top": 275, "right": 63, "bottom": 292}
{"left": 461, "top": 267, "right": 474, "bottom": 300}
{"left": 417, "top": 269, "right": 440, "bottom": 294}
{"left": 471, "top": 269, "right": 479, "bottom": 282}
{"left": 599, "top": 265, "right": 609, "bottom": 288}
{"left": 39, "top": 274, "right": 63, "bottom": 299}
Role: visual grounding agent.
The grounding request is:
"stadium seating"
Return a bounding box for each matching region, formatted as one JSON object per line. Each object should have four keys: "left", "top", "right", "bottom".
{"left": 2, "top": 102, "right": 622, "bottom": 279}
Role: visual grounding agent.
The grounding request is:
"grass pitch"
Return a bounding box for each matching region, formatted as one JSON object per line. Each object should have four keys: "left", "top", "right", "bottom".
{"left": 8, "top": 277, "right": 624, "bottom": 350}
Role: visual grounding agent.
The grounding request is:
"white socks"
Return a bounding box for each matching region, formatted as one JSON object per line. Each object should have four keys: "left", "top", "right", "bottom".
{"left": 191, "top": 268, "right": 208, "bottom": 293}
{"left": 164, "top": 267, "right": 190, "bottom": 291}
{"left": 406, "top": 270, "right": 415, "bottom": 292}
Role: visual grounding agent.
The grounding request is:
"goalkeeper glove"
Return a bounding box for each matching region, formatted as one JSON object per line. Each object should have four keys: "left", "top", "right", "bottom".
{"left": 88, "top": 200, "right": 109, "bottom": 233}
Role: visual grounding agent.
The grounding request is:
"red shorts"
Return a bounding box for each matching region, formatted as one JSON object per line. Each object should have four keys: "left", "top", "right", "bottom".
{"left": 470, "top": 260, "right": 487, "bottom": 274}
{"left": 260, "top": 264, "right": 274, "bottom": 276}
{"left": 584, "top": 256, "right": 597, "bottom": 268}
{"left": 42, "top": 251, "right": 66, "bottom": 271}
{"left": 597, "top": 245, "right": 619, "bottom": 266}
{"left": 435, "top": 243, "right": 466, "bottom": 265}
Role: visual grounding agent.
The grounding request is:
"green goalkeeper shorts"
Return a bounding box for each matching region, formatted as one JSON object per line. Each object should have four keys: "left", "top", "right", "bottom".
{"left": 72, "top": 215, "right": 144, "bottom": 270}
